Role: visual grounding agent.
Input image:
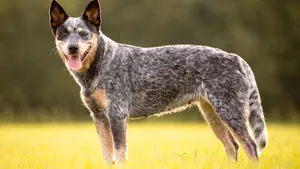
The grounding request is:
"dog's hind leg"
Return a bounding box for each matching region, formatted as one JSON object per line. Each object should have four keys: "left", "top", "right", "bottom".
{"left": 208, "top": 93, "right": 259, "bottom": 160}
{"left": 197, "top": 98, "right": 239, "bottom": 161}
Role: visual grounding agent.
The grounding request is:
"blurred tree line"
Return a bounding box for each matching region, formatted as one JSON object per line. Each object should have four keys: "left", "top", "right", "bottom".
{"left": 0, "top": 0, "right": 299, "bottom": 122}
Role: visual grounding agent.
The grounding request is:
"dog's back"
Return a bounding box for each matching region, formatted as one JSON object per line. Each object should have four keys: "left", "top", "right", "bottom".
{"left": 100, "top": 37, "right": 248, "bottom": 117}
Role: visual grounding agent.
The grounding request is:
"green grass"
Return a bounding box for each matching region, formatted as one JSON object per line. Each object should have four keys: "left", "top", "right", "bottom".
{"left": 0, "top": 123, "right": 299, "bottom": 169}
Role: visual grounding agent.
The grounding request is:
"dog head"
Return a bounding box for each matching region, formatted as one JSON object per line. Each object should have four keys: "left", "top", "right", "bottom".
{"left": 49, "top": 0, "right": 101, "bottom": 72}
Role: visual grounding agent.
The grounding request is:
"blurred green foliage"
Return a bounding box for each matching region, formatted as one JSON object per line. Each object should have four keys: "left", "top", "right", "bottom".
{"left": 0, "top": 0, "right": 299, "bottom": 122}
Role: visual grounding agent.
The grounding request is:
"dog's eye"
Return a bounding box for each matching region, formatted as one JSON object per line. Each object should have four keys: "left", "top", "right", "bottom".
{"left": 79, "top": 31, "right": 89, "bottom": 37}
{"left": 61, "top": 31, "right": 69, "bottom": 38}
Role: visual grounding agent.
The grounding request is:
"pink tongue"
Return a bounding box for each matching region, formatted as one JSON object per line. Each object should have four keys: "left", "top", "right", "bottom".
{"left": 67, "top": 56, "right": 82, "bottom": 71}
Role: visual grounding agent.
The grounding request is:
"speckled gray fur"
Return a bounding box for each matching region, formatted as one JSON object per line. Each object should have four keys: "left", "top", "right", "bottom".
{"left": 77, "top": 33, "right": 267, "bottom": 159}
{"left": 50, "top": 0, "right": 267, "bottom": 163}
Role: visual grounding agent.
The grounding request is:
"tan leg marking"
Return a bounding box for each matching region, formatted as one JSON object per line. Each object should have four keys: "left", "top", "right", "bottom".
{"left": 91, "top": 89, "right": 108, "bottom": 110}
{"left": 197, "top": 98, "right": 238, "bottom": 160}
{"left": 91, "top": 90, "right": 113, "bottom": 163}
{"left": 95, "top": 120, "right": 115, "bottom": 164}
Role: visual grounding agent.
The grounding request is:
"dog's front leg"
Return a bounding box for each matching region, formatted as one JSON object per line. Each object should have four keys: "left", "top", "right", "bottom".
{"left": 108, "top": 106, "right": 128, "bottom": 163}
{"left": 82, "top": 94, "right": 115, "bottom": 164}
{"left": 93, "top": 113, "right": 115, "bottom": 164}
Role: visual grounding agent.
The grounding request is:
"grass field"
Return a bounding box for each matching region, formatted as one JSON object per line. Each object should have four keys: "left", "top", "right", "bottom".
{"left": 0, "top": 123, "right": 299, "bottom": 169}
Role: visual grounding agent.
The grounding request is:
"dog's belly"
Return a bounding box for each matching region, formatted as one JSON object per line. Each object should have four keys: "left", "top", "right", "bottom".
{"left": 128, "top": 104, "right": 193, "bottom": 119}
{"left": 128, "top": 91, "right": 200, "bottom": 118}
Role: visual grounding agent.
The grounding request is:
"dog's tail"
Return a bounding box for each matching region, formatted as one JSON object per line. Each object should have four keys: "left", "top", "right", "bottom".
{"left": 241, "top": 60, "right": 268, "bottom": 156}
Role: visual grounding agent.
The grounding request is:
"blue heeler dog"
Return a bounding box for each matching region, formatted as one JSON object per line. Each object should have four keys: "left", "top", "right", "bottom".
{"left": 49, "top": 0, "right": 268, "bottom": 164}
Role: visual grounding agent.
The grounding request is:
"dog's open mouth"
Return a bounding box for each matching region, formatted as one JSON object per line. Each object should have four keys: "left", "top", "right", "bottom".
{"left": 80, "top": 45, "right": 92, "bottom": 61}
{"left": 63, "top": 45, "right": 92, "bottom": 71}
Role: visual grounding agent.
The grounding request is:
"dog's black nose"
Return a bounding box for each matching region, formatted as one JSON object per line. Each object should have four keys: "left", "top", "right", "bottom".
{"left": 68, "top": 44, "right": 79, "bottom": 54}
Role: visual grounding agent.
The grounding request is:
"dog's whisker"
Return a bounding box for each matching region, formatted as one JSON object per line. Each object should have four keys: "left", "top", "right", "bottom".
{"left": 49, "top": 47, "right": 58, "bottom": 56}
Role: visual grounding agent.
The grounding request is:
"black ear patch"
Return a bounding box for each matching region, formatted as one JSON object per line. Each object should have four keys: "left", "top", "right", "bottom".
{"left": 82, "top": 0, "right": 102, "bottom": 29}
{"left": 50, "top": 0, "right": 68, "bottom": 31}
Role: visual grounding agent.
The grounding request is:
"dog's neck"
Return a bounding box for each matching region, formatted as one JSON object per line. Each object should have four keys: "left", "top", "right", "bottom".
{"left": 69, "top": 32, "right": 118, "bottom": 96}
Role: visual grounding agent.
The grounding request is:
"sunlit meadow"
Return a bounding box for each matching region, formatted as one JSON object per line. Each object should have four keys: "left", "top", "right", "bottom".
{"left": 0, "top": 123, "right": 299, "bottom": 168}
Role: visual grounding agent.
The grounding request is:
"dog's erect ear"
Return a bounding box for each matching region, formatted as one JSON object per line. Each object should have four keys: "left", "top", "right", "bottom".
{"left": 50, "top": 0, "right": 68, "bottom": 32}
{"left": 82, "top": 0, "right": 102, "bottom": 29}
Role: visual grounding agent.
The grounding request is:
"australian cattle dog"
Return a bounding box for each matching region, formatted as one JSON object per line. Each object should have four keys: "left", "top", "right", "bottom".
{"left": 49, "top": 0, "right": 267, "bottom": 164}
